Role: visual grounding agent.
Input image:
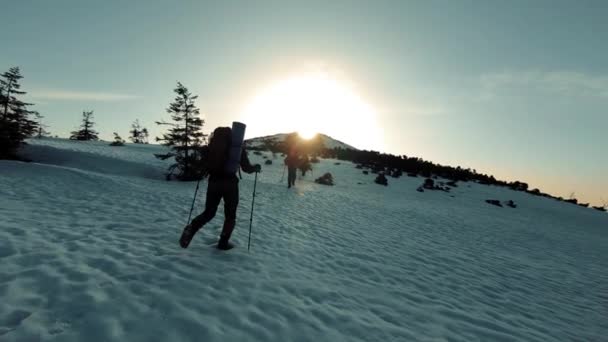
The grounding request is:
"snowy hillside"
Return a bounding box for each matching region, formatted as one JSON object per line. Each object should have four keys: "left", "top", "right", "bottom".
{"left": 246, "top": 133, "right": 357, "bottom": 150}
{"left": 1, "top": 138, "right": 607, "bottom": 341}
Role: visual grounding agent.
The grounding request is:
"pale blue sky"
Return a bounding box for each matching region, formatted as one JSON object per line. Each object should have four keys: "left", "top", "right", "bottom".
{"left": 2, "top": 0, "right": 607, "bottom": 205}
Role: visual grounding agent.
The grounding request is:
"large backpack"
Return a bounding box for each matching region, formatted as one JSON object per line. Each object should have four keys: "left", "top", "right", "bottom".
{"left": 206, "top": 127, "right": 232, "bottom": 175}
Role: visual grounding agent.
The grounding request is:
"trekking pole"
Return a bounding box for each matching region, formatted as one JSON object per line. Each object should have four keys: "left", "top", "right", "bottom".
{"left": 187, "top": 178, "right": 202, "bottom": 225}
{"left": 248, "top": 172, "right": 258, "bottom": 252}
{"left": 280, "top": 165, "right": 286, "bottom": 183}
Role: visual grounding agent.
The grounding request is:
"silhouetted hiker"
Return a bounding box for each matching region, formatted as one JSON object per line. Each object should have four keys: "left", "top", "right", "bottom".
{"left": 284, "top": 149, "right": 300, "bottom": 188}
{"left": 179, "top": 125, "right": 261, "bottom": 250}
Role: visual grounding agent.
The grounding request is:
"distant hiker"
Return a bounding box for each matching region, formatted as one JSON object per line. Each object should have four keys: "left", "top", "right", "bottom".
{"left": 179, "top": 124, "right": 261, "bottom": 250}
{"left": 284, "top": 149, "right": 299, "bottom": 188}
{"left": 299, "top": 155, "right": 312, "bottom": 176}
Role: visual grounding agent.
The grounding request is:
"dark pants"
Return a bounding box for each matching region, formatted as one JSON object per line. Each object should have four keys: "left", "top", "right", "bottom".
{"left": 287, "top": 167, "right": 297, "bottom": 187}
{"left": 191, "top": 179, "right": 239, "bottom": 233}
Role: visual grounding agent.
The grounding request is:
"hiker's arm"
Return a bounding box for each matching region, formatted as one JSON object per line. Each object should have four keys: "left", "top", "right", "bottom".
{"left": 240, "top": 149, "right": 260, "bottom": 173}
{"left": 196, "top": 146, "right": 210, "bottom": 178}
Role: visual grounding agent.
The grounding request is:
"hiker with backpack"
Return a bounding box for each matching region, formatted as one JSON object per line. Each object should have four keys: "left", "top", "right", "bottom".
{"left": 179, "top": 123, "right": 261, "bottom": 250}
{"left": 284, "top": 148, "right": 300, "bottom": 188}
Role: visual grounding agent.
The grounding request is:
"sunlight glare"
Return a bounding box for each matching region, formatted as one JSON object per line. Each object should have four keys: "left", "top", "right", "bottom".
{"left": 241, "top": 72, "right": 382, "bottom": 150}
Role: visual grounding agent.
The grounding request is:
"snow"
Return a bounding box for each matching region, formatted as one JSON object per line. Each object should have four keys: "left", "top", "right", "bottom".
{"left": 246, "top": 133, "right": 357, "bottom": 150}
{"left": 1, "top": 138, "right": 607, "bottom": 341}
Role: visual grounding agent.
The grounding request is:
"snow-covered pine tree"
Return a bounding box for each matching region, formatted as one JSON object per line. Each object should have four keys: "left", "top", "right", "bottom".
{"left": 0, "top": 67, "right": 38, "bottom": 159}
{"left": 155, "top": 82, "right": 207, "bottom": 180}
{"left": 70, "top": 110, "right": 99, "bottom": 141}
{"left": 129, "top": 119, "right": 149, "bottom": 144}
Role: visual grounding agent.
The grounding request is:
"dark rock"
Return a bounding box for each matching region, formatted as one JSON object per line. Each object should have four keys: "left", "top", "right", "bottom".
{"left": 374, "top": 173, "right": 388, "bottom": 186}
{"left": 505, "top": 200, "right": 517, "bottom": 208}
{"left": 264, "top": 160, "right": 272, "bottom": 165}
{"left": 315, "top": 172, "right": 334, "bottom": 186}
{"left": 486, "top": 199, "right": 503, "bottom": 207}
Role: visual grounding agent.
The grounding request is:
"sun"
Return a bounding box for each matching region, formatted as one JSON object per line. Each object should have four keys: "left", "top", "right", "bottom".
{"left": 241, "top": 71, "right": 382, "bottom": 150}
{"left": 298, "top": 129, "right": 317, "bottom": 140}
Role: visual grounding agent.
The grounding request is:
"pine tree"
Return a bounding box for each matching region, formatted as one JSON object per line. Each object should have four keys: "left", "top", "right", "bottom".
{"left": 109, "top": 132, "right": 125, "bottom": 146}
{"left": 129, "top": 119, "right": 149, "bottom": 144}
{"left": 0, "top": 67, "right": 38, "bottom": 159}
{"left": 36, "top": 123, "right": 50, "bottom": 138}
{"left": 70, "top": 110, "right": 99, "bottom": 141}
{"left": 155, "top": 82, "right": 207, "bottom": 180}
{"left": 141, "top": 127, "right": 149, "bottom": 144}
{"left": 35, "top": 114, "right": 50, "bottom": 138}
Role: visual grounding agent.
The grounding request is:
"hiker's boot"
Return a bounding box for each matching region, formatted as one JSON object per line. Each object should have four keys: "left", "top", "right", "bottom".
{"left": 179, "top": 224, "right": 199, "bottom": 248}
{"left": 217, "top": 219, "right": 236, "bottom": 250}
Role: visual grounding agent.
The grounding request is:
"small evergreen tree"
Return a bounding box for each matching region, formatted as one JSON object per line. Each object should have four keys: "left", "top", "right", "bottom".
{"left": 0, "top": 67, "right": 38, "bottom": 159}
{"left": 299, "top": 155, "right": 312, "bottom": 176}
{"left": 141, "top": 128, "right": 149, "bottom": 144}
{"left": 129, "top": 119, "right": 149, "bottom": 144}
{"left": 70, "top": 110, "right": 99, "bottom": 141}
{"left": 35, "top": 115, "right": 50, "bottom": 138}
{"left": 109, "top": 132, "right": 125, "bottom": 146}
{"left": 155, "top": 82, "right": 207, "bottom": 180}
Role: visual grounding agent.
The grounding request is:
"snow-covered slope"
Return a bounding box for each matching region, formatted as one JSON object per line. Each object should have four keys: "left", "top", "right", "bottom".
{"left": 246, "top": 133, "right": 357, "bottom": 150}
{"left": 1, "top": 138, "right": 606, "bottom": 341}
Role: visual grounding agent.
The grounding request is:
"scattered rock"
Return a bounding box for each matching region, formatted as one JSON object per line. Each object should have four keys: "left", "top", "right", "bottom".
{"left": 423, "top": 178, "right": 435, "bottom": 189}
{"left": 374, "top": 173, "right": 388, "bottom": 186}
{"left": 407, "top": 172, "right": 418, "bottom": 178}
{"left": 447, "top": 181, "right": 458, "bottom": 187}
{"left": 390, "top": 169, "right": 403, "bottom": 178}
{"left": 334, "top": 162, "right": 341, "bottom": 165}
{"left": 264, "top": 160, "right": 272, "bottom": 165}
{"left": 416, "top": 186, "right": 424, "bottom": 192}
{"left": 253, "top": 151, "right": 263, "bottom": 156}
{"left": 315, "top": 173, "right": 334, "bottom": 186}
{"left": 486, "top": 199, "right": 503, "bottom": 207}
{"left": 417, "top": 178, "right": 449, "bottom": 192}
{"left": 505, "top": 200, "right": 517, "bottom": 208}
{"left": 363, "top": 171, "right": 369, "bottom": 175}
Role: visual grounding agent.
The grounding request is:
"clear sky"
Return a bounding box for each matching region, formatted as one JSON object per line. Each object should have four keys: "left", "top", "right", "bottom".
{"left": 2, "top": 0, "right": 607, "bottom": 205}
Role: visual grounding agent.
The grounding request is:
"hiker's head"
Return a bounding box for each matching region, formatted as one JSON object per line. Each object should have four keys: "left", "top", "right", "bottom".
{"left": 209, "top": 127, "right": 231, "bottom": 146}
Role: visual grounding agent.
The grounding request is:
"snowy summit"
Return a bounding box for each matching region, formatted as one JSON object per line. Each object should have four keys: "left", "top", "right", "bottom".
{"left": 246, "top": 133, "right": 357, "bottom": 151}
